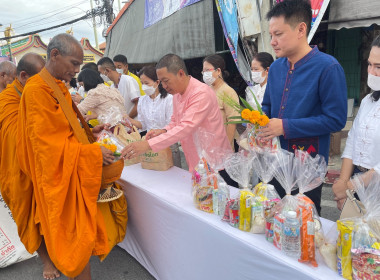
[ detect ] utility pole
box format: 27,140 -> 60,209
90,0 -> 99,49
4,25 -> 13,62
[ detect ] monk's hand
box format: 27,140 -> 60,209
121,140 -> 150,160
92,124 -> 111,138
146,129 -> 166,140
100,146 -> 115,165
258,118 -> 284,140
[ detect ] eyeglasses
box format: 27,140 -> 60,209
201,69 -> 215,75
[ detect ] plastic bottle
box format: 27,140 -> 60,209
282,210 -> 301,258
216,182 -> 229,217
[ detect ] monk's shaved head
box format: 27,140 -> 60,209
17,53 -> 45,76
0,61 -> 16,76
46,33 -> 82,60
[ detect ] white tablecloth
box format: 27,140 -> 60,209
117,164 -> 342,280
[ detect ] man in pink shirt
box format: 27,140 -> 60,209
122,54 -> 232,173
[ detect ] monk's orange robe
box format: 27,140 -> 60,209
0,78 -> 41,253
17,69 -> 126,278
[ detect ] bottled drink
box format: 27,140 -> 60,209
282,210 -> 301,258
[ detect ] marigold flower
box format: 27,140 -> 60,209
249,110 -> 261,124
241,108 -> 251,120
257,115 -> 270,127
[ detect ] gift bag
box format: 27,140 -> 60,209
348,172 -> 380,280
250,151 -> 280,234
224,151 -> 255,231
140,147 -> 173,171
192,129 -> 232,214
294,150 -> 327,267
0,194 -> 35,268
114,124 -> 141,166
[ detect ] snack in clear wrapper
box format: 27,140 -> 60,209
273,214 -> 284,250
97,106 -> 125,128
239,190 -> 254,231
266,217 -> 274,243
345,172 -> 380,280
319,224 -> 338,272
337,219 -> 354,279
228,199 -> 239,228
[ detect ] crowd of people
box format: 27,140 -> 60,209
0,0 -> 379,279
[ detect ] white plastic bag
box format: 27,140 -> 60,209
0,194 -> 35,267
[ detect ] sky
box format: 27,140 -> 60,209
0,0 -> 124,48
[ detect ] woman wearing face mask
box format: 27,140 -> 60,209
246,52 -> 274,110
333,35 -> 380,210
125,66 -> 181,168
202,54 -> 239,150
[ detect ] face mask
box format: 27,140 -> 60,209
203,71 -> 216,86
116,68 -> 124,74
368,73 -> 380,91
251,71 -> 266,84
142,84 -> 157,96
100,74 -> 110,82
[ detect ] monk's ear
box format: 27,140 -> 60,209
50,49 -> 60,61
20,71 -> 30,81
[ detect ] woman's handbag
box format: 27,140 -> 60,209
339,189 -> 365,220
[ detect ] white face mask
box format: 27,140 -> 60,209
203,71 -> 216,86
142,84 -> 157,96
251,71 -> 265,84
116,68 -> 124,74
100,74 -> 110,82
368,73 -> 380,91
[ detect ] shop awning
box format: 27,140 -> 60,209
328,0 -> 380,30
104,0 -> 215,64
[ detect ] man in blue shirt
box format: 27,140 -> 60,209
261,0 -> 347,214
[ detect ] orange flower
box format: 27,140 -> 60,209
241,109 -> 251,120
249,110 -> 261,124
257,115 -> 270,127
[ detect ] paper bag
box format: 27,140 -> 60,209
113,124 -> 141,166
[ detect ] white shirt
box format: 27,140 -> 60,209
112,74 -> 140,115
246,83 -> 267,110
137,94 -> 173,131
342,94 -> 380,174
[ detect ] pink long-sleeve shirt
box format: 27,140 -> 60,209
148,77 -> 232,172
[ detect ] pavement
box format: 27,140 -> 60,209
1,131 -> 350,280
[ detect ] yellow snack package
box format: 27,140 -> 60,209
337,219 -> 354,280
239,190 -> 254,232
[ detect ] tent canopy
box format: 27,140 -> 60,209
328,0 -> 380,30
104,0 -> 215,64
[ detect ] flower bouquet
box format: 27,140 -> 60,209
223,88 -> 279,152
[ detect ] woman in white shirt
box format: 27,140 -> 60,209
126,66 -> 181,168
246,52 -> 274,109
333,36 -> 380,209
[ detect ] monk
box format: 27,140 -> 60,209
0,60 -> 16,92
0,53 -> 61,280
17,33 -> 127,280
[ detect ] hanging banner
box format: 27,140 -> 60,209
144,0 -> 202,28
215,0 -> 251,84
275,0 -> 330,42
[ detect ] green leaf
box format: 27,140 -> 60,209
228,116 -> 243,120
225,120 -> 251,124
247,87 -> 263,114
240,96 -> 254,111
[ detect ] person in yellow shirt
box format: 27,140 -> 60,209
113,54 -> 145,96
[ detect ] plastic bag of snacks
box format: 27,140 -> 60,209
349,172 -> 380,280
192,129 -> 232,214
319,223 -> 339,272
238,123 -> 280,153
97,106 -> 125,128
294,150 -> 327,267
267,149 -> 299,250
96,130 -> 125,161
224,151 -> 255,231
250,151 -> 280,234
